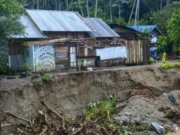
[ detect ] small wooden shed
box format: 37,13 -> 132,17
109,24 -> 150,64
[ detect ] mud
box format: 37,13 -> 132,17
0,66 -> 180,124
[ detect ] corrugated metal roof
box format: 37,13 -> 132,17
25,9 -> 91,32
128,25 -> 157,33
12,15 -> 47,39
85,18 -> 120,38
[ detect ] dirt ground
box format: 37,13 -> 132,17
0,61 -> 180,134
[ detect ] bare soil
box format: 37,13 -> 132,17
0,62 -> 180,134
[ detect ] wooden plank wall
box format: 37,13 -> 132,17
125,40 -> 149,64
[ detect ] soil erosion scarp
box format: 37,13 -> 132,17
0,66 -> 180,120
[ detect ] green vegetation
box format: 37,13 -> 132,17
156,36 -> 168,51
0,64 -> 15,75
22,63 -> 32,72
148,58 -> 155,65
151,2 -> 180,34
0,0 -> 24,45
168,9 -> 180,49
156,8 -> 180,53
120,131 -> 133,135
174,62 -> 180,68
41,73 -> 52,82
15,0 -> 180,25
0,0 -> 24,74
161,61 -> 180,69
85,95 -> 116,121
161,61 -> 174,69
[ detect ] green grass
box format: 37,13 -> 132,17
41,73 -> 52,82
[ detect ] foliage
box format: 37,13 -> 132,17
0,0 -> 24,46
85,95 -> 116,121
141,31 -> 151,39
0,64 -> 15,75
17,0 -> 180,26
0,50 -> 15,75
150,2 -> 180,34
148,58 -> 155,64
156,36 -> 168,51
174,62 -> 180,68
161,61 -> 174,69
120,131 -> 133,135
168,9 -> 180,48
106,17 -> 126,25
22,63 -> 32,72
41,73 -> 52,82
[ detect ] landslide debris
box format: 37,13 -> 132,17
1,90 -> 180,135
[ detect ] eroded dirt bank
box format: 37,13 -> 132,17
0,66 -> 180,120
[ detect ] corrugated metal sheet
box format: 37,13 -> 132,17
12,15 -> 47,39
84,18 -> 120,38
25,9 -> 91,32
128,25 -> 157,33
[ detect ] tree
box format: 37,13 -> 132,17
0,0 -> 24,73
0,0 -> 24,45
168,9 -> 180,49
86,0 -> 90,17
150,2 -> 180,34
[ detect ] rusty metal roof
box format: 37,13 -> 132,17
85,18 -> 120,38
11,15 -> 47,39
25,9 -> 91,32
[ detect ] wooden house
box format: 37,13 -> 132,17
9,9 -> 92,71
109,24 -> 150,64
9,9 -> 120,71
128,25 -> 163,44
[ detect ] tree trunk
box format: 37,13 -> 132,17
160,0 -> 163,10
55,0 -> 58,10
86,0 -> 90,17
36,0 -> 39,9
128,0 -> 136,25
43,0 -> 45,9
166,0 -> 169,6
118,0 -> 121,18
66,0 -> 69,10
109,0 -> 112,22
78,0 -> 84,16
58,0 -> 61,10
103,0 -> 106,19
136,0 -> 140,26
32,0 -> 35,9
94,0 -> 98,17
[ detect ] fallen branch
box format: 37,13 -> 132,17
101,126 -> 111,135
38,110 -> 51,129
0,108 -> 36,135
70,123 -> 86,135
39,125 -> 48,135
41,101 -> 70,123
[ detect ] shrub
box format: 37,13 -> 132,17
85,96 -> 116,121
0,64 -> 15,75
22,63 -> 32,72
148,58 -> 155,64
41,73 -> 52,82
161,61 -> 174,69
174,62 -> 180,68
